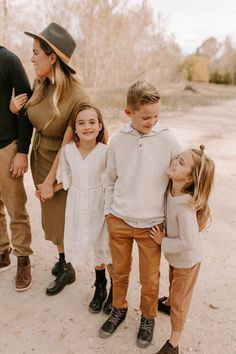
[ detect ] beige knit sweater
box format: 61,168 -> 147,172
105,122 -> 181,227
162,193 -> 203,268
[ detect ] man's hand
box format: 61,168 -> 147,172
10,153 -> 28,178
9,87 -> 28,115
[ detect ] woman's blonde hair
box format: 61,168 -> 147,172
26,38 -> 79,120
70,103 -> 108,144
182,145 -> 215,230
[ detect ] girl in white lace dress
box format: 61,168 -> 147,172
55,103 -> 113,315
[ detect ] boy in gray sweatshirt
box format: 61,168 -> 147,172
99,81 -> 181,348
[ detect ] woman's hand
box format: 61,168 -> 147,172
149,225 -> 166,245
9,88 -> 28,115
36,181 -> 54,202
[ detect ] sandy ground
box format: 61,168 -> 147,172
1,99 -> 236,354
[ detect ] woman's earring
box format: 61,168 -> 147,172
51,65 -> 55,84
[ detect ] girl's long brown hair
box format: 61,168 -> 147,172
70,103 -> 108,144
182,145 -> 215,230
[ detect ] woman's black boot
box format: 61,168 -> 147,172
89,269 -> 107,313
51,253 -> 66,276
103,279 -> 113,315
46,261 -> 76,296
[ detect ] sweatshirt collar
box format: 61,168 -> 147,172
122,121 -> 162,136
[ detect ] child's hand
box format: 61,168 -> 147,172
35,189 -> 41,200
37,182 -> 54,202
149,225 -> 166,245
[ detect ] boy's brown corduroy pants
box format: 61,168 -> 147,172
107,214 -> 161,318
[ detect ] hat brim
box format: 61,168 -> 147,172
24,31 -> 76,74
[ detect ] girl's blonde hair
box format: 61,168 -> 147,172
70,103 -> 108,144
182,145 -> 215,230
26,38 -> 79,120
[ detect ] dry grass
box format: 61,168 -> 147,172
161,82 -> 236,113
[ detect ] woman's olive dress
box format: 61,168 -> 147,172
28,83 -> 88,246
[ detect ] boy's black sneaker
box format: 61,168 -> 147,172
99,307 -> 127,338
137,315 -> 155,348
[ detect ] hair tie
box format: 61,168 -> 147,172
199,144 -> 205,156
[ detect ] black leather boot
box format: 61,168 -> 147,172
89,269 -> 107,313
51,253 -> 65,276
46,262 -> 76,296
51,261 -> 61,276
103,281 -> 113,315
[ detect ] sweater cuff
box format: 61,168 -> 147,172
17,141 -> 30,154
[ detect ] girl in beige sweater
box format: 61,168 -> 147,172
150,145 -> 215,354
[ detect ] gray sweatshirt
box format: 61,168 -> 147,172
105,122 -> 181,227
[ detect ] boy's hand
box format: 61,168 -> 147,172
149,225 -> 166,245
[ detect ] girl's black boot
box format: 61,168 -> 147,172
89,269 -> 107,313
103,279 -> 113,315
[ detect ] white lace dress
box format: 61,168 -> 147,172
56,142 -> 111,267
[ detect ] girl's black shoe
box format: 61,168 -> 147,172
158,296 -> 171,315
103,283 -> 113,315
156,340 -> 179,354
89,268 -> 107,313
89,281 -> 107,313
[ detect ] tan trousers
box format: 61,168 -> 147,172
169,262 -> 201,331
0,141 -> 32,256
107,214 -> 161,318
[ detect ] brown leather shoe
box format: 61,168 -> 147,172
0,247 -> 12,272
15,256 -> 32,292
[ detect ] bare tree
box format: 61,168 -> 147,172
1,0 -> 8,45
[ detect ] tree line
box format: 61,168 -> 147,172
1,0 -> 235,87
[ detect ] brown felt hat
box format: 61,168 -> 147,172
25,22 -> 76,74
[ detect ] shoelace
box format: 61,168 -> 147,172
109,309 -> 126,325
140,316 -> 154,334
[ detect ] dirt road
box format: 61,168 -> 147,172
1,99 -> 236,354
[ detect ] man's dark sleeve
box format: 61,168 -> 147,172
8,54 -> 33,154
